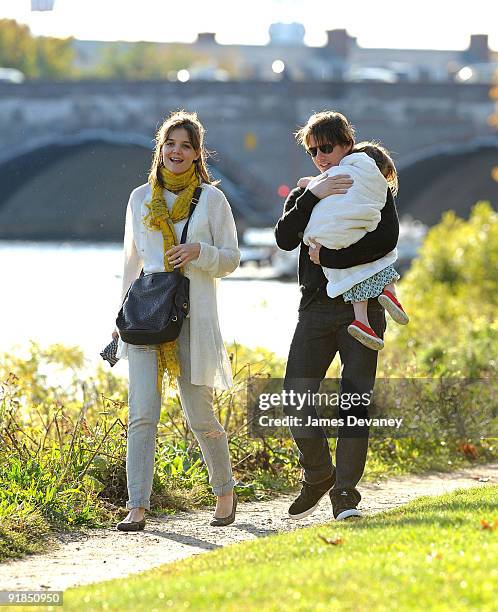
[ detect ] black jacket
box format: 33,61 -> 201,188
274,187 -> 399,308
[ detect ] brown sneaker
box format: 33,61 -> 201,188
288,472 -> 336,520
330,488 -> 362,521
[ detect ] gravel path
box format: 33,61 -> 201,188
1,463 -> 496,592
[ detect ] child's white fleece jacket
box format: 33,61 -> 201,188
303,152 -> 397,298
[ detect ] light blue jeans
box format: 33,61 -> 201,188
125,319 -> 235,510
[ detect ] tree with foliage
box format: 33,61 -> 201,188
92,42 -> 204,80
35,35 -> 75,79
0,18 -> 74,79
0,19 -> 37,76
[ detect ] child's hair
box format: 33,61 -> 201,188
295,110 -> 355,151
352,141 -> 398,196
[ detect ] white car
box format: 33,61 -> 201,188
347,67 -> 398,83
0,68 -> 25,84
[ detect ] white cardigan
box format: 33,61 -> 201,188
116,182 -> 240,390
302,153 -> 397,297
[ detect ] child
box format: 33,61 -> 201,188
301,142 -> 409,350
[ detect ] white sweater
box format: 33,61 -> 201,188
302,152 -> 397,298
116,182 -> 240,390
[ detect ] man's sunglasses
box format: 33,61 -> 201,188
306,144 -> 335,157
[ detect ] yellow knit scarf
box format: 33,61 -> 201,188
142,164 -> 200,392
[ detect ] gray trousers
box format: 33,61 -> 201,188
126,319 -> 235,510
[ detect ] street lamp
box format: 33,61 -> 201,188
177,70 -> 190,83
272,60 -> 285,74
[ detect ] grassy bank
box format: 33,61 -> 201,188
63,485 -> 498,611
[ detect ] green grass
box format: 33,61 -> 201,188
59,485 -> 498,612
1,338 -> 496,564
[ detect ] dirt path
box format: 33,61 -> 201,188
1,463 -> 496,592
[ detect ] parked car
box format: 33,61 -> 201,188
271,248 -> 299,279
347,66 -> 398,83
0,68 -> 25,84
240,228 -> 276,267
396,217 -> 427,272
188,64 -> 229,81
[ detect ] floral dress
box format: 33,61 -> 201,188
342,265 -> 400,303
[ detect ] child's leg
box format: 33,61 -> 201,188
384,281 -> 396,296
348,299 -> 384,351
352,300 -> 370,327
378,282 -> 409,325
343,277 -> 385,351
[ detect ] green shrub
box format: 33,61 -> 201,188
381,201 -> 497,377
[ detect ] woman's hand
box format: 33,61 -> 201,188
309,173 -> 353,199
297,176 -> 314,188
308,240 -> 322,265
166,242 -> 201,268
112,329 -> 119,341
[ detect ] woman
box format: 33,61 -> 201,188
113,110 -> 240,530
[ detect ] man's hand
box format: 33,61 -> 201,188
309,174 -> 353,199
297,176 -> 314,188
166,242 -> 201,268
308,239 -> 322,265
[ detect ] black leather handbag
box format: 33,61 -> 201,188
116,186 -> 202,345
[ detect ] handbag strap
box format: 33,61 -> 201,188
179,185 -> 203,245
138,185 -> 203,279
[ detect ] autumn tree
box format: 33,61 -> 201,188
34,35 -> 75,78
0,19 -> 74,79
92,42 -> 206,79
0,19 -> 37,76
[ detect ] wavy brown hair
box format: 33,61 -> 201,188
149,110 -> 216,187
353,141 -> 398,196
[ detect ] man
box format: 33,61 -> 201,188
274,111 -> 399,520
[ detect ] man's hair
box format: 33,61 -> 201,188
295,111 -> 355,150
353,141 -> 398,195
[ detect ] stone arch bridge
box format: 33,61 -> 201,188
0,80 -> 496,240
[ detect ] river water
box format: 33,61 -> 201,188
0,242 -> 300,376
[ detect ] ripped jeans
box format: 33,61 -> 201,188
125,318 -> 235,510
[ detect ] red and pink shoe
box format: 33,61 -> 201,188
377,289 -> 409,325
347,320 -> 384,351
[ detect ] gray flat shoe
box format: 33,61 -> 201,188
116,518 -> 146,532
210,492 -> 237,527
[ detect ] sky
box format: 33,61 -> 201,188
1,0 -> 497,50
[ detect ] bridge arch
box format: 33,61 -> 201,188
0,130 -> 274,241
397,136 -> 498,224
